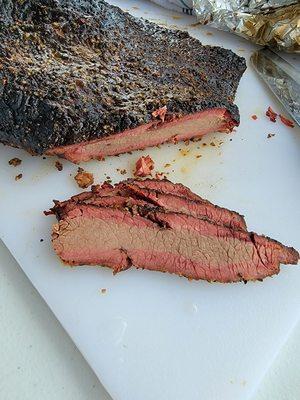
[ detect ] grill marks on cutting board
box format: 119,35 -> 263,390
48,179 -> 299,283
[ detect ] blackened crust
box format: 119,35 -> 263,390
0,0 -> 246,155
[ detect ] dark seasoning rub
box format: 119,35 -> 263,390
0,0 -> 246,155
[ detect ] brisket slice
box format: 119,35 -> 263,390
49,179 -> 246,230
119,181 -> 246,230
124,178 -> 207,202
0,0 -> 246,162
51,204 -> 299,283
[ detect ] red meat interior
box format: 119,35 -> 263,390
52,205 -> 298,282
47,108 -> 235,163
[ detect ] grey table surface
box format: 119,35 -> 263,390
0,239 -> 299,400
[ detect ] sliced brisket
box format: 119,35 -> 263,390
0,0 -> 246,162
48,179 -> 299,283
51,203 -> 298,283
119,180 -> 246,230
125,178 -> 207,202
49,179 -> 246,230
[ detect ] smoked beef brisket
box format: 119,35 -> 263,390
0,0 -> 246,162
48,179 -> 299,283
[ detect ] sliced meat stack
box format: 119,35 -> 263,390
48,179 -> 299,283
0,0 -> 246,162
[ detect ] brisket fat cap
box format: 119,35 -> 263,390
48,179 -> 299,283
0,0 -> 246,156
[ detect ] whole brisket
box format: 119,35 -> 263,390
48,179 -> 299,283
0,0 -> 246,162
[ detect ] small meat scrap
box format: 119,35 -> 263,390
8,157 -> 22,167
74,168 -> 94,188
266,106 -> 277,122
279,115 -> 295,128
155,172 -> 167,180
152,106 -> 167,123
55,161 -> 63,171
134,155 -> 154,177
267,133 -> 275,139
251,115 -> 257,120
15,173 -> 23,181
117,168 -> 127,175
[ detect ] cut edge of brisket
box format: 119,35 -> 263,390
46,108 -> 237,163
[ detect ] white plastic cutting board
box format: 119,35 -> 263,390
0,1 -> 299,400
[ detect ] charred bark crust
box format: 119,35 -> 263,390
0,0 -> 246,154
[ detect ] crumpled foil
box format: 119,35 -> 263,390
193,0 -> 300,52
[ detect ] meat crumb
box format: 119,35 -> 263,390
210,142 -> 216,147
100,288 -> 107,294
55,160 -> 63,171
152,106 -> 167,123
15,173 -> 23,181
134,155 -> 154,177
117,168 -> 127,175
196,155 -> 202,158
206,32 -> 213,36
266,106 -> 277,122
279,114 -> 295,128
9,157 -> 22,167
267,133 -> 275,139
202,143 -> 207,147
74,169 -> 94,188
164,163 -> 171,168
251,115 -> 257,120
184,140 -> 190,146
155,172 -> 166,180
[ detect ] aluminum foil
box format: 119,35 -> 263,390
193,0 -> 300,52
